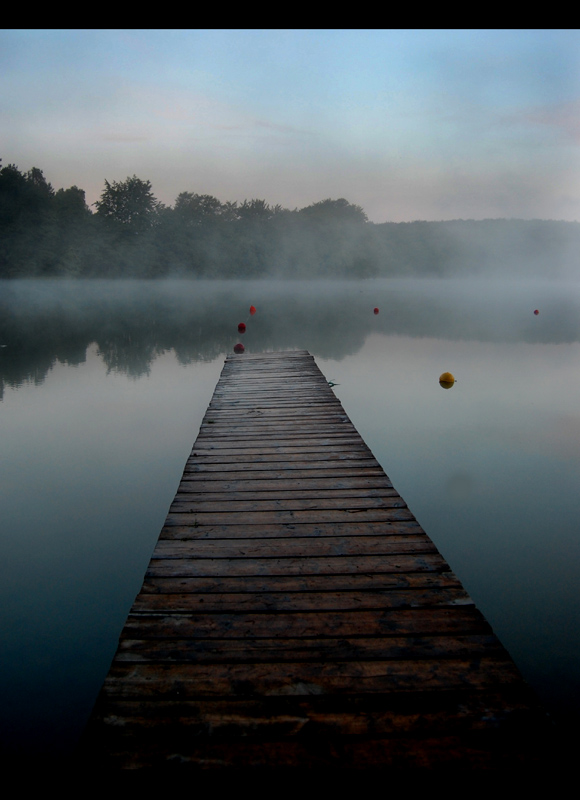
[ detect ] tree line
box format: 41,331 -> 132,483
1,159 -> 579,279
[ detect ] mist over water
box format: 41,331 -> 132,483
2,277 -> 579,390
1,277 -> 579,762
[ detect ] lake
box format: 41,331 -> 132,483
1,277 -> 579,763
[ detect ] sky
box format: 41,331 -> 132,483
1,29 -> 580,223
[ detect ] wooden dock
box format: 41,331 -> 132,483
80,350 -> 554,769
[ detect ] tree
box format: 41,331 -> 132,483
94,175 -> 159,232
299,198 -> 368,225
291,199 -> 369,277
0,163 -> 27,225
54,186 -> 91,222
174,192 -> 224,225
26,167 -> 54,200
0,164 -> 54,223
237,198 -> 276,222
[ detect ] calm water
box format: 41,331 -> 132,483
1,277 -> 579,761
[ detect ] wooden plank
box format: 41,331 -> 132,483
156,510 -> 416,527
80,350 -> 554,770
130,587 -> 474,612
172,476 -> 395,492
144,554 -> 451,578
113,634 -> 504,663
172,489 -> 398,503
159,520 -> 425,539
96,659 -> 525,698
82,690 -> 545,741
168,497 -> 407,514
140,571 -> 464,594
188,439 -> 370,451
150,537 -> 439,559
183,461 -> 383,475
183,453 -> 382,468
189,441 -> 373,453
117,607 -> 491,639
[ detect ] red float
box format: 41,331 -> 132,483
249,305 -> 256,316
233,343 -> 245,353
534,309 -> 539,315
373,307 -> 379,315
238,322 -> 246,333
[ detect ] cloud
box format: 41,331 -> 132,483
519,99 -> 580,144
3,30 -> 579,223
99,134 -> 149,143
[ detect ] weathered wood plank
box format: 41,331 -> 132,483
130,586 -> 474,613
159,520 -> 424,539
172,490 -> 399,504
173,476 -> 395,493
168,497 -> 407,515
150,536 -> 438,559
140,570 -> 463,595
97,658 -> 524,698
160,509 -> 415,526
83,689 -> 547,746
118,607 -> 491,640
114,633 -> 504,663
184,452 -> 382,468
144,554 -> 450,578
191,434 -> 367,446
189,442 -> 372,454
180,466 -> 388,480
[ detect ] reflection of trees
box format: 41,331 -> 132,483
1,279 -> 579,397
96,338 -> 160,379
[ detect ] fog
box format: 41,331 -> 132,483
2,277 -> 579,400
2,163 -> 580,282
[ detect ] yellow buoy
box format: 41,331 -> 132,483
439,371 -> 456,389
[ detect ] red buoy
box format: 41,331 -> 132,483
238,322 -> 246,333
233,343 -> 245,354
249,305 -> 256,316
534,309 -> 539,316
373,307 -> 379,315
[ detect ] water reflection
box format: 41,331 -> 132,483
1,278 -> 579,397
444,471 -> 474,501
1,277 -> 579,763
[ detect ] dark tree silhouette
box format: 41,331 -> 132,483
54,186 -> 91,221
174,192 -> 224,226
299,198 -> 368,225
94,175 -> 160,232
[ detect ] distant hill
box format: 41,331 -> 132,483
373,219 -> 580,279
